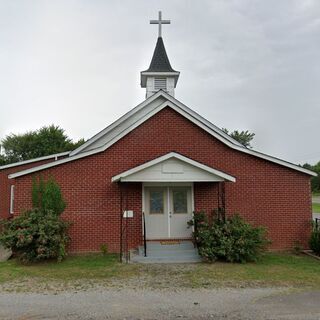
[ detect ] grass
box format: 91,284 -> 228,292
184,253 -> 320,288
312,203 -> 320,213
1,253 -> 320,291
0,254 -> 132,283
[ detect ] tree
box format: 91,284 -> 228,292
0,125 -> 84,165
0,154 -> 6,166
32,176 -> 66,215
303,162 -> 320,193
222,128 -> 255,148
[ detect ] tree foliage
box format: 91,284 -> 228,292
309,221 -> 320,255
0,154 -> 6,166
0,125 -> 84,165
32,176 -> 66,215
222,128 -> 255,148
302,162 -> 320,192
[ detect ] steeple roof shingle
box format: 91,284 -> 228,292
144,37 -> 177,73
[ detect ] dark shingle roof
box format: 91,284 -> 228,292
144,37 -> 177,73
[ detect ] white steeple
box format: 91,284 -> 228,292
140,11 -> 180,98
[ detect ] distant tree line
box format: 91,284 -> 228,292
302,162 -> 320,193
0,125 -> 85,166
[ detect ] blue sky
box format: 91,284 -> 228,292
0,0 -> 319,164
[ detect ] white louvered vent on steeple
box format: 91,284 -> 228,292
154,78 -> 167,91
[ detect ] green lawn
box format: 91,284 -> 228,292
313,203 -> 320,213
1,253 -> 320,290
0,254 -> 126,283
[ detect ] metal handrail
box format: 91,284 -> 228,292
142,211 -> 147,257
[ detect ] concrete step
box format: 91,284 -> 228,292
138,245 -> 196,255
140,249 -> 199,257
132,240 -> 201,263
131,254 -> 202,264
0,245 -> 12,262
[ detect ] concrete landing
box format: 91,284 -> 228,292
131,241 -> 201,263
0,245 -> 12,262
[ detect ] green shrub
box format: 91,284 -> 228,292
309,221 -> 320,255
32,176 -> 66,215
100,244 -> 108,256
189,212 -> 269,263
0,209 -> 70,263
0,176 -> 69,263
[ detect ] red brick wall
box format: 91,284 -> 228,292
11,107 -> 312,252
0,158 -> 64,220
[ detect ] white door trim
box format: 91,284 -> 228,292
167,186 -> 170,238
142,182 -> 194,239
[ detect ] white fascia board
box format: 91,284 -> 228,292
140,72 -> 180,87
8,92 -> 317,178
141,72 -> 180,76
157,94 -> 317,177
121,179 -> 224,182
69,91 -> 166,157
71,90 -> 240,156
8,150 -> 96,179
161,92 -> 244,147
107,97 -> 316,177
0,151 -> 70,171
111,152 -> 236,183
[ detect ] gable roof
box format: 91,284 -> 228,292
69,90 -> 244,157
9,91 -> 317,179
143,37 -> 177,73
111,152 -> 236,183
0,151 -> 70,171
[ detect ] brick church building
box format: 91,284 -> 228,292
0,13 -> 316,256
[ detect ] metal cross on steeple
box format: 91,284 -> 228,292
150,11 -> 170,38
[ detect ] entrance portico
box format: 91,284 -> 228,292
112,152 -> 236,242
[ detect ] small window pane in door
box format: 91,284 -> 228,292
150,190 -> 164,214
173,188 -> 188,214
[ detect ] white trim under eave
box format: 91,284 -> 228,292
0,151 -> 70,170
70,90 -> 243,157
111,152 -> 236,183
8,149 -> 96,179
69,91 -> 167,156
8,92 -> 317,178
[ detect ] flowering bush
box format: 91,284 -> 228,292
0,177 -> 70,263
0,209 -> 69,263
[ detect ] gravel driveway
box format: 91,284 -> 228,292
0,288 -> 320,319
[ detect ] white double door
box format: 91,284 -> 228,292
144,184 -> 193,239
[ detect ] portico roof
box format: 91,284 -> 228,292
111,152 -> 236,183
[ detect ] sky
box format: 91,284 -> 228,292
0,0 -> 319,164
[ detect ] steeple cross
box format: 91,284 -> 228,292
150,11 -> 170,38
